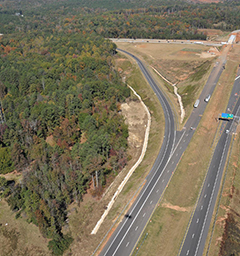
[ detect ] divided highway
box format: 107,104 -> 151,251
98,46 -> 228,256
178,70 -> 240,256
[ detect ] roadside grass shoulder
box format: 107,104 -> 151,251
132,208 -> 192,256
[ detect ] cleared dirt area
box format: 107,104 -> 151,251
121,100 -> 148,158
116,41 -> 217,85
161,201 -> 192,213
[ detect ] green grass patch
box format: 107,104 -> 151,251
106,203 -> 121,220
159,76 -> 174,94
180,84 -> 198,108
191,60 -> 212,82
182,48 -> 202,52
122,183 -> 133,195
132,207 -> 191,256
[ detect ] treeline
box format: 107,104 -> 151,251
0,30 -> 130,254
83,2 -> 240,39
0,0 -> 186,14
1,0 -> 240,39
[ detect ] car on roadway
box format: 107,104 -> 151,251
194,99 -> 200,108
204,94 -> 211,103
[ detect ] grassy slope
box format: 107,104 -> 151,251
0,200 -> 50,256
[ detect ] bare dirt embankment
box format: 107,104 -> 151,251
122,100 -> 148,162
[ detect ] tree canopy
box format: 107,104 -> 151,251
0,21 -> 130,256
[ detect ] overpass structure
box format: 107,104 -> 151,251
228,29 -> 240,44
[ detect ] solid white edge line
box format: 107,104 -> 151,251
235,75 -> 240,80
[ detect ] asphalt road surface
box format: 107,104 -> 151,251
178,70 -> 240,256
98,46 -> 228,256
110,38 -> 222,47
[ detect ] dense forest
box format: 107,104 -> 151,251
0,26 -> 130,256
0,0 -> 240,254
0,0 -> 240,38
